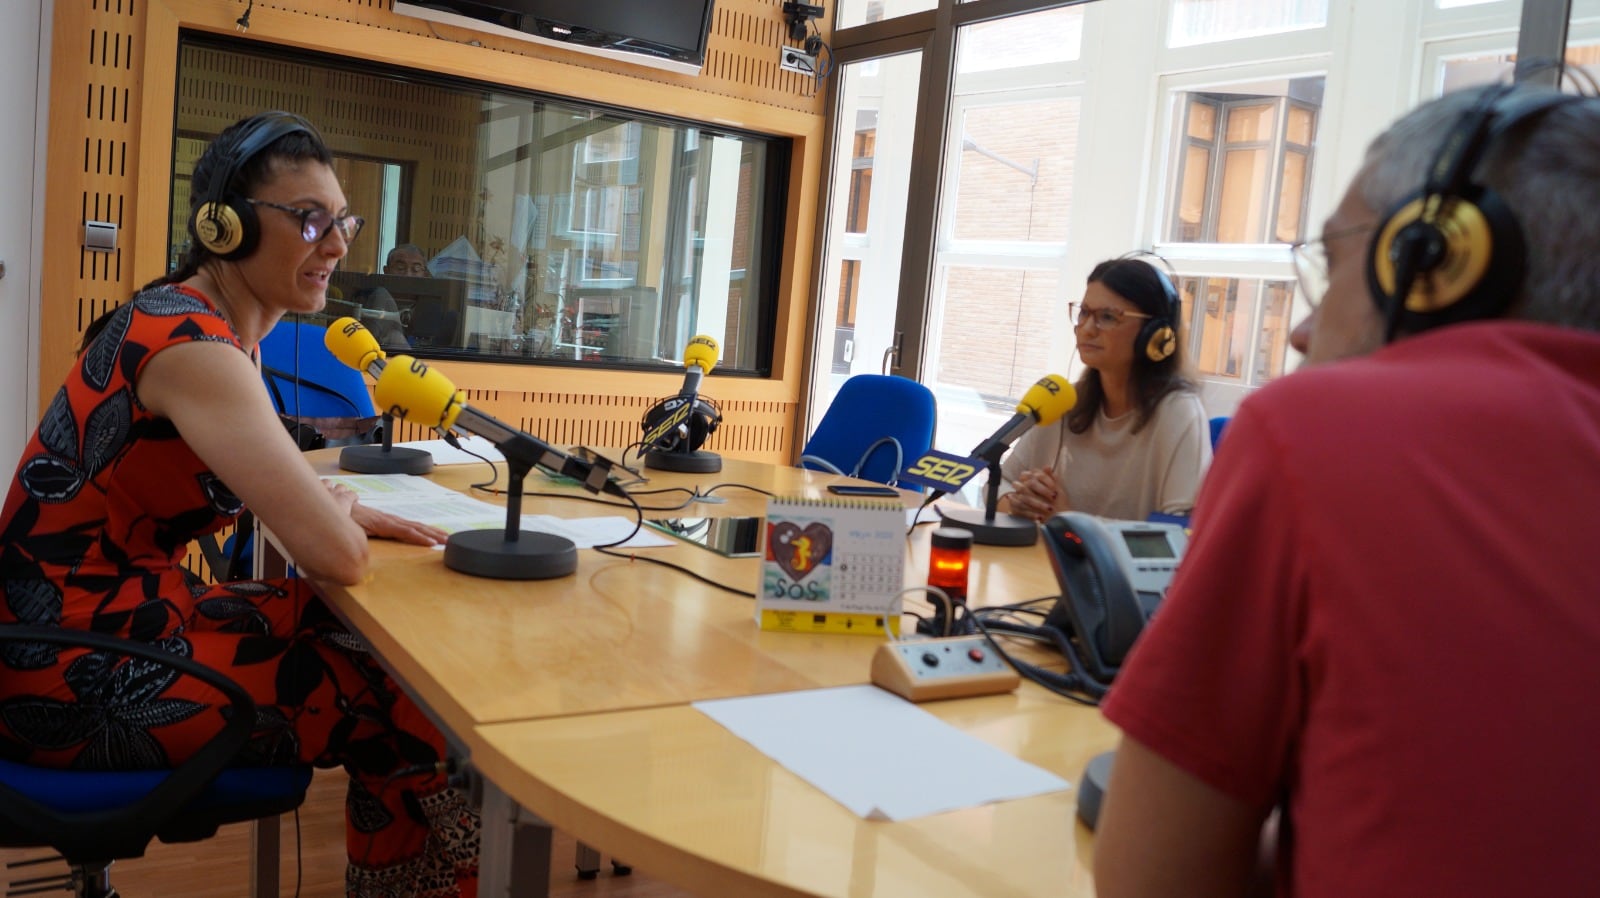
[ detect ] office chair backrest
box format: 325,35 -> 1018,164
1209,415 -> 1230,450
800,374 -> 937,486
0,626 -> 312,898
259,319 -> 377,420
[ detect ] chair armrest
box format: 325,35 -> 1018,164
0,626 -> 259,860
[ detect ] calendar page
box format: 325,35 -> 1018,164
756,496 -> 906,636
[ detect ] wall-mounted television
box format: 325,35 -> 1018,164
394,0 -> 717,76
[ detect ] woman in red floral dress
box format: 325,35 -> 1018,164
0,111 -> 478,898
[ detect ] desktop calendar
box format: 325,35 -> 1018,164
756,496 -> 906,635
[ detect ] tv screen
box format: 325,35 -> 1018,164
395,0 -> 717,73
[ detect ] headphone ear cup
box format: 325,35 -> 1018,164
687,397 -> 722,450
1138,319 -> 1177,363
191,195 -> 260,261
1366,187 -> 1523,331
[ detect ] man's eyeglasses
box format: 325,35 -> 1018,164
1290,224 -> 1372,309
1070,303 -> 1153,330
245,198 -> 365,244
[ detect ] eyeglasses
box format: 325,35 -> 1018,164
1290,223 -> 1373,309
1069,303 -> 1153,330
245,198 -> 365,245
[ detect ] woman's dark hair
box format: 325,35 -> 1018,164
1065,256 -> 1196,434
79,112 -> 333,355
161,112 -> 334,289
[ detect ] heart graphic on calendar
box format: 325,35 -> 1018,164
769,522 -> 833,581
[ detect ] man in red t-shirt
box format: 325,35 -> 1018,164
1095,84 -> 1600,898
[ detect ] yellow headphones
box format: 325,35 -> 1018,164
1113,253 -> 1181,363
1366,85 -> 1579,339
188,112 -> 318,261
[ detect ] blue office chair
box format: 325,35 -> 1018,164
1209,415 -> 1230,450
0,626 -> 312,898
259,318 -> 377,425
800,375 -> 937,487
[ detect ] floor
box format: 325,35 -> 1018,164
0,768 -> 695,898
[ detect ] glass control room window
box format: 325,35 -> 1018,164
169,36 -> 786,376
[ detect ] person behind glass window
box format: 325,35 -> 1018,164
0,111 -> 479,897
1094,83 -> 1600,898
997,257 -> 1212,522
384,242 -> 431,278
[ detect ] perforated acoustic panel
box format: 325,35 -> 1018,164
70,2 -> 138,349
382,390 -> 794,462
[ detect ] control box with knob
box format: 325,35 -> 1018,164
870,636 -> 1020,702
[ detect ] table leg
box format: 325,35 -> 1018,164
249,816 -> 282,898
480,781 -> 554,898
574,842 -> 601,879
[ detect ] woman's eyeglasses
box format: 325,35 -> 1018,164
1070,303 -> 1153,330
245,198 -> 365,244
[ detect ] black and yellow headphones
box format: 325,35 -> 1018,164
188,111 -> 320,261
1113,252 -> 1182,364
1367,85 -> 1579,340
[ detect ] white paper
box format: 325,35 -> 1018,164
396,436 -> 505,466
693,685 -> 1069,821
321,474 -> 671,549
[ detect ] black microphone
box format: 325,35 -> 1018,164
932,374 -> 1078,547
374,354 -> 626,498
641,335 -> 724,473
641,334 -> 720,452
319,317 -> 434,476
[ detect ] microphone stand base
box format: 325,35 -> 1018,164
444,529 -> 578,579
644,449 -> 723,474
936,506 -> 1039,546
339,445 -> 434,475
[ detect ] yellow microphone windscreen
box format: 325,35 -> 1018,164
1016,374 -> 1077,425
324,317 -> 385,372
374,356 -> 464,431
683,334 -> 720,374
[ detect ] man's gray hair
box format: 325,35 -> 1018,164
1356,83 -> 1600,330
387,243 -> 425,262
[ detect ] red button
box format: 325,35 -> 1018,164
968,648 -> 985,662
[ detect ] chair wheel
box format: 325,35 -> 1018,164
576,870 -> 599,881
612,862 -> 632,876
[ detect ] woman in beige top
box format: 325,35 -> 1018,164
999,257 -> 1212,522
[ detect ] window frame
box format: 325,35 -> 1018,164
171,31 -> 789,378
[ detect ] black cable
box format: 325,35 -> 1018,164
698,481 -> 776,499
976,617 -> 1106,704
236,0 -> 253,31
591,543 -> 758,597
261,364 -> 369,417
807,21 -> 834,81
906,494 -> 938,536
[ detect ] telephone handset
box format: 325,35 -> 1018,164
1040,512 -> 1186,685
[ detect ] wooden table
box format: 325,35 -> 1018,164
285,449 -> 1113,897
472,684 -> 1114,898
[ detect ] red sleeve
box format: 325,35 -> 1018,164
1100,396 -> 1311,811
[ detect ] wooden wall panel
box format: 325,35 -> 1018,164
42,0 -> 830,466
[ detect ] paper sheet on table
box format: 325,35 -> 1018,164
396,436 -> 505,466
693,684 -> 1069,821
321,474 -> 671,549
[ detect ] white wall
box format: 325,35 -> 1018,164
0,0 -> 46,471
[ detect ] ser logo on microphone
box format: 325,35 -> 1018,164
641,398 -> 693,448
899,449 -> 984,492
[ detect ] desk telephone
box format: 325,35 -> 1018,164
1039,512 -> 1187,688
